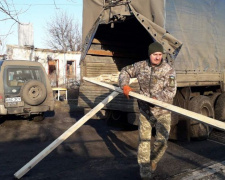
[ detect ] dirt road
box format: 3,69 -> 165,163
1,106 -> 225,180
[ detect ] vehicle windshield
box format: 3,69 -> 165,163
4,66 -> 45,95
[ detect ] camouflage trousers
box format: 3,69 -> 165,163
137,111 -> 171,178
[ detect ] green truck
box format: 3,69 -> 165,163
78,0 -> 225,140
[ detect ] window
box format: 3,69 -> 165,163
7,68 -> 43,87
4,66 -> 45,95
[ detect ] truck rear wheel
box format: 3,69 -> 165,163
215,93 -> 225,122
105,110 -> 126,126
127,112 -> 139,125
188,95 -> 214,140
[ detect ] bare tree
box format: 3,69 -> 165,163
0,0 -> 26,37
0,0 -> 25,54
0,0 -> 23,23
45,12 -> 82,51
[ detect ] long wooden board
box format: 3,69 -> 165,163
83,77 -> 225,131
14,91 -> 119,179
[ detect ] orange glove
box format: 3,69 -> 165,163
123,85 -> 133,99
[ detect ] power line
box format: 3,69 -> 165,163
12,4 -> 80,6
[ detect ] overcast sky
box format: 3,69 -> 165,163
0,0 -> 83,52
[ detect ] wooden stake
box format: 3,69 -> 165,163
83,77 -> 225,131
14,91 -> 119,179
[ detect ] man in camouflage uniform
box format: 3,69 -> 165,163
119,42 -> 177,179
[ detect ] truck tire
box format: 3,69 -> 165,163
105,110 -> 125,126
215,93 -> 225,122
21,80 -> 47,106
188,95 -> 214,140
127,112 -> 139,125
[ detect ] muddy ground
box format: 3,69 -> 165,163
1,88 -> 225,180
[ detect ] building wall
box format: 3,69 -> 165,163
6,45 -> 81,87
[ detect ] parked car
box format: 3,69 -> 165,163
0,60 -> 54,121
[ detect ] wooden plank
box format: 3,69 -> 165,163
85,55 -> 137,64
87,49 -> 140,58
92,38 -> 136,48
86,72 -> 119,76
86,62 -> 115,66
14,91 -> 119,179
83,77 -> 225,131
86,67 -> 119,70
92,38 -> 101,44
86,71 -> 119,75
87,49 -> 117,56
86,64 -> 121,69
90,43 -> 140,53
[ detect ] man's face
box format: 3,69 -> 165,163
149,52 -> 163,66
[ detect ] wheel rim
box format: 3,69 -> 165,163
28,86 -> 42,99
201,106 -> 210,117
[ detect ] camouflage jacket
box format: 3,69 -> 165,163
119,59 -> 177,117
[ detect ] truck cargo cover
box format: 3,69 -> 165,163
82,0 -> 225,74
166,0 -> 225,72
82,0 -> 182,61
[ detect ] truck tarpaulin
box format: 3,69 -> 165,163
166,0 -> 225,72
81,0 -> 183,61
